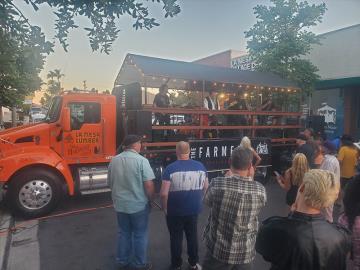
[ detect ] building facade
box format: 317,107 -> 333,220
308,24 -> 360,139
193,24 -> 360,140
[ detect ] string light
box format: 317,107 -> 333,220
268,87 -> 271,90
254,86 -> 257,89
193,81 -> 197,84
244,93 -> 248,97
287,89 -> 291,92
222,83 -> 225,87
213,82 -> 217,86
238,85 -> 242,88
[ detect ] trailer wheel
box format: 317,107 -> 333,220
7,168 -> 63,218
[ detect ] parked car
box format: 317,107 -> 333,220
31,113 -> 46,123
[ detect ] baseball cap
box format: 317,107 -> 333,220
122,135 -> 142,147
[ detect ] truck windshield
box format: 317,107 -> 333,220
45,96 -> 62,123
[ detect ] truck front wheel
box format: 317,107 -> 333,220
7,168 -> 63,218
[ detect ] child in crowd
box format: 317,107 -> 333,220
338,175 -> 360,270
276,153 -> 309,207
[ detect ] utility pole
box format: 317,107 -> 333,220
83,80 -> 87,90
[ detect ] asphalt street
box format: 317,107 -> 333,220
3,180 -> 288,270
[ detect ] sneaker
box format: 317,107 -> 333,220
189,263 -> 202,270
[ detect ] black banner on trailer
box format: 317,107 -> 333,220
189,137 -> 271,171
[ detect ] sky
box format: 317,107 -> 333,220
15,0 -> 360,95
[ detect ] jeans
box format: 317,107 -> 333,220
116,206 -> 149,268
166,214 -> 199,268
202,250 -> 253,270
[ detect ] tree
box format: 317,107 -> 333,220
4,0 -> 180,54
1,0 -> 180,119
245,0 -> 326,95
0,1 -> 53,109
40,69 -> 64,107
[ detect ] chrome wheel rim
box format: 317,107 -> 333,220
19,180 -> 53,210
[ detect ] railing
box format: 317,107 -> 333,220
136,107 -> 302,147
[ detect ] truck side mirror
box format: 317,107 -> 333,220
62,107 -> 71,132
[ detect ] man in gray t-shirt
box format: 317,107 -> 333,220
108,135 -> 155,270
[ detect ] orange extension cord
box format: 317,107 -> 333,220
0,201 -> 162,237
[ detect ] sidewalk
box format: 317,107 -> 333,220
0,207 -> 13,270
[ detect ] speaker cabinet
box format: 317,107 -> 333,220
127,111 -> 152,140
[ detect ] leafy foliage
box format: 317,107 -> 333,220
0,1 -> 53,108
40,69 -> 64,107
26,0 -> 181,54
0,0 -> 180,109
245,0 -> 326,94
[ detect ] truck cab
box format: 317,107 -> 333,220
0,92 -> 116,217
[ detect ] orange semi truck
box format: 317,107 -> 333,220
0,54 -> 302,217
0,93 -> 117,217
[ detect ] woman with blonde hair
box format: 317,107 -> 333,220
240,136 -> 262,168
276,153 -> 309,206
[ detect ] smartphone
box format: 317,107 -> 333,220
273,171 -> 281,177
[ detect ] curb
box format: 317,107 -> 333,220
0,208 -> 13,270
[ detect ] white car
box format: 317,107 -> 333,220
31,113 -> 46,123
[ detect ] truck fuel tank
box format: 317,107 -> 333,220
78,166 -> 110,195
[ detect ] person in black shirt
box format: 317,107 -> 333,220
256,169 -> 350,270
153,84 -> 170,125
223,97 -> 248,137
296,133 -> 316,169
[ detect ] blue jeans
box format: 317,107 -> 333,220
116,205 -> 149,268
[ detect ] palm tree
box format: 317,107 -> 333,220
46,70 -> 56,81
53,69 -> 64,84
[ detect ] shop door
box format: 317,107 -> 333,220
63,102 -> 103,161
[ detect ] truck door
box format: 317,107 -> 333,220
63,102 -> 103,162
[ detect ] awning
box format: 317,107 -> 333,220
114,54 -> 299,92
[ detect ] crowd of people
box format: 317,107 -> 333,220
108,131 -> 360,270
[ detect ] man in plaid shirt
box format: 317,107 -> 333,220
202,146 -> 267,270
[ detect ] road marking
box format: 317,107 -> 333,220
7,220 -> 40,270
